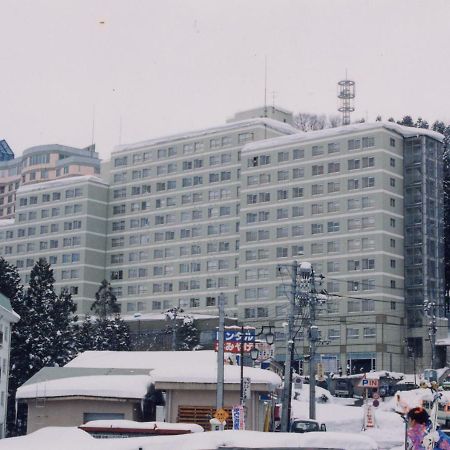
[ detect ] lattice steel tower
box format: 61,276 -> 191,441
338,78 -> 355,125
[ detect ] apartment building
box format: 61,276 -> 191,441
0,110 -> 446,371
106,116 -> 297,316
0,144 -> 100,219
240,122 -> 446,372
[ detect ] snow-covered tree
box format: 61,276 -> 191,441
7,258 -> 77,435
50,288 -> 78,366
77,314 -> 97,351
0,258 -> 25,436
86,315 -> 131,351
397,115 -> 414,127
176,315 -> 200,351
0,257 -> 23,305
91,279 -> 120,319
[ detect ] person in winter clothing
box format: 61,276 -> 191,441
406,407 -> 450,449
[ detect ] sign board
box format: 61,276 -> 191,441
363,404 -> 376,428
232,405 -> 245,430
317,363 -> 325,381
216,326 -> 256,343
214,341 -> 255,354
372,392 -> 380,400
242,377 -> 251,400
358,378 -> 379,388
214,408 -> 229,422
254,341 -> 275,362
215,326 -> 256,354
372,399 -> 380,408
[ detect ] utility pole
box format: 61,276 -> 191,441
216,293 -> 225,411
308,270 -> 319,420
240,325 -> 245,404
280,261 -> 298,432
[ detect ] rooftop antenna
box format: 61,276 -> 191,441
338,70 -> 355,125
264,56 -> 268,118
91,105 -> 96,145
119,116 -> 123,145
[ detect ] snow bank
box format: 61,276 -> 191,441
16,374 -> 153,400
0,428 -> 378,450
291,383 -> 404,448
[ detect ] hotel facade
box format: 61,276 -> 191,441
0,108 -> 446,371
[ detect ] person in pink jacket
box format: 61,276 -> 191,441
407,407 -> 450,449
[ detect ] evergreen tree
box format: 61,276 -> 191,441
0,257 -> 23,306
397,115 -> 414,127
415,117 -> 429,129
80,280 -> 131,351
375,115 -> 382,122
91,280 -> 120,319
176,315 -> 200,351
0,258 -> 25,436
108,315 -> 131,350
85,315 -> 131,351
50,288 -> 78,366
77,314 -> 96,351
7,258 -> 77,435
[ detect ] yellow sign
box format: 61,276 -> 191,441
214,408 -> 229,422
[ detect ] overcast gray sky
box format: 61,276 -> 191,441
1,0 -> 449,160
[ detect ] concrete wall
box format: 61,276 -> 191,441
25,397 -> 140,434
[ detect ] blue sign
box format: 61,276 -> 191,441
216,327 -> 256,343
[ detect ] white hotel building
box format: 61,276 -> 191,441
0,107 -> 446,371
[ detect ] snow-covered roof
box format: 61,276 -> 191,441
122,312 -> 225,322
0,219 -> 15,227
331,370 -> 405,380
16,175 -> 108,195
437,338 -> 450,346
16,374 -> 152,400
81,420 -> 203,433
242,121 -> 445,153
66,350 -> 281,387
112,118 -> 300,154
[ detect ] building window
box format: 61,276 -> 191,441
347,328 -> 359,339
363,327 -> 376,338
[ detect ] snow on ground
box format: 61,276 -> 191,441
292,384 -> 404,449
0,428 -> 378,450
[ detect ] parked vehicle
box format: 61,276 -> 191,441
290,419 -> 327,433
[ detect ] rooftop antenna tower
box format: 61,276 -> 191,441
264,56 -> 268,118
338,72 -> 355,125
